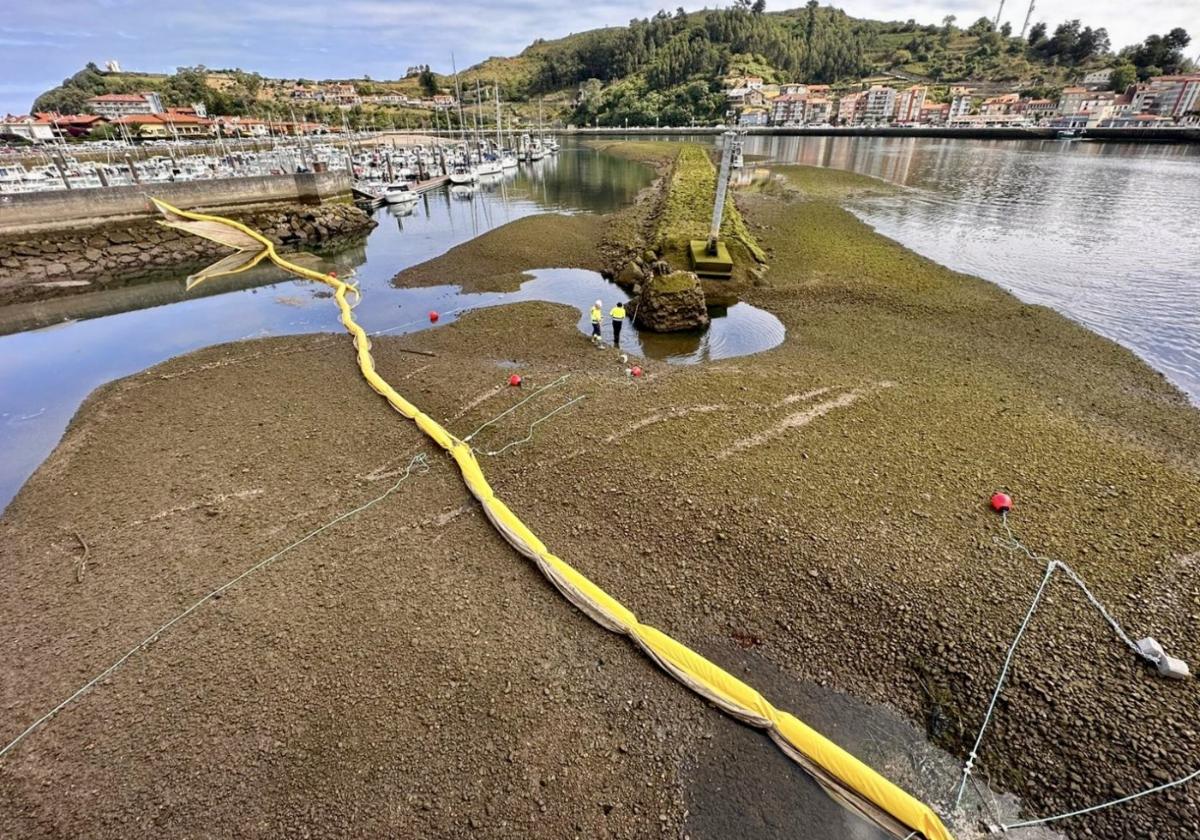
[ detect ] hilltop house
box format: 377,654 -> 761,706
87,92 -> 164,119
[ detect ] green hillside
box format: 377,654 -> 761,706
30,5 -> 1193,129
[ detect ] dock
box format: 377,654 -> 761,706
411,175 -> 449,194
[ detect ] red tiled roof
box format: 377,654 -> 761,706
112,113 -> 211,126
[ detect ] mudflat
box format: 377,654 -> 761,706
2,153 -> 1197,839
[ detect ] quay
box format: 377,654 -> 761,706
0,171 -> 352,235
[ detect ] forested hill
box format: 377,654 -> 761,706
457,5 -> 1189,125
31,4 -> 1193,128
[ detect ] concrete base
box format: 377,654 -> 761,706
688,239 -> 733,279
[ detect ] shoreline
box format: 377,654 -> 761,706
1,151 -> 1197,838
562,126 -> 1200,145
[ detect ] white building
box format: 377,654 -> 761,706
87,92 -> 164,118
0,115 -> 56,143
949,87 -> 973,119
861,86 -> 897,124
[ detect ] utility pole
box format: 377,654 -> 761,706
993,0 -> 1005,29
708,132 -> 736,254
1020,0 -> 1035,39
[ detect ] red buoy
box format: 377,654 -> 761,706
508,374 -> 522,387
991,492 -> 1012,513
631,365 -> 643,378
429,311 -> 440,323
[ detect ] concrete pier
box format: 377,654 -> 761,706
0,171 -> 353,235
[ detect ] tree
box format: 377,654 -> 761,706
418,66 -> 438,97
967,17 -> 994,36
751,0 -> 766,13
1125,29 -> 1191,75
940,15 -> 956,46
1027,22 -> 1047,45
1109,63 -> 1136,91
1072,27 -> 1109,63
999,22 -> 1012,38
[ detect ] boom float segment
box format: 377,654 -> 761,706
152,198 -> 955,840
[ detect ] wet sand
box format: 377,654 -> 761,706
1,155 -> 1198,838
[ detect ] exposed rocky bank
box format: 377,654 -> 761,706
0,202 -> 376,306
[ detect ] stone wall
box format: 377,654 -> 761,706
0,171 -> 352,234
0,202 -> 376,306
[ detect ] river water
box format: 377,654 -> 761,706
741,134 -> 1200,402
0,145 -> 787,511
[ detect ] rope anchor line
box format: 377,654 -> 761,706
954,511 -> 1197,831
0,453 -> 431,761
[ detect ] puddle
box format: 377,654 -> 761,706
384,268 -> 785,364
0,264 -> 783,512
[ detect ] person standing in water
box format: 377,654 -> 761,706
590,299 -> 603,344
610,300 -> 627,348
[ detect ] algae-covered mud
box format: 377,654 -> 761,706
2,145 -> 1198,839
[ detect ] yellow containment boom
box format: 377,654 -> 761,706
153,198 -> 955,840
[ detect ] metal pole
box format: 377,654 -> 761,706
708,131 -> 736,252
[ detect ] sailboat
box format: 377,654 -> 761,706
495,81 -> 519,169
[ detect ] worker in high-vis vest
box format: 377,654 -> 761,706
610,301 -> 627,348
590,300 -> 603,342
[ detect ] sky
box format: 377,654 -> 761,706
1,0 -> 1196,114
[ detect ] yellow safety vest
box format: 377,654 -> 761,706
611,305 -> 626,320
590,306 -> 602,324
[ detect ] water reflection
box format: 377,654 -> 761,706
742,134 -> 1200,401
0,143 -> 784,510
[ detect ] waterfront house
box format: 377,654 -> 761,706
918,103 -> 950,125
1132,75 -> 1200,120
738,107 -> 769,127
806,98 -> 832,124
1014,99 -> 1057,120
979,93 -> 1020,115
894,85 -> 927,123
34,112 -> 108,139
770,94 -> 807,126
948,87 -> 974,119
113,111 -> 213,139
835,93 -> 862,125
0,114 -> 56,143
87,92 -> 164,119
861,86 -> 897,124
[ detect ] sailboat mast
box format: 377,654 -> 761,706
495,80 -> 502,150
451,52 -> 467,147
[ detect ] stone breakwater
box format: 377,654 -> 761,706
0,203 -> 376,306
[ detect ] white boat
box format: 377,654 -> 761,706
500,153 -> 519,170
448,163 -> 477,184
383,182 -> 419,204
476,158 -> 503,177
